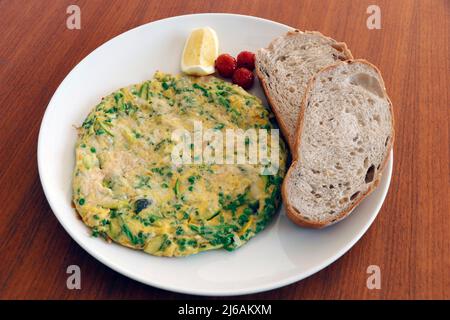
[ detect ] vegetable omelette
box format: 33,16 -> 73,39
72,72 -> 287,256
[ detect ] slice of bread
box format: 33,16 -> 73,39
255,30 -> 353,150
283,60 -> 394,228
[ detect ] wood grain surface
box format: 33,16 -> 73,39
0,0 -> 448,300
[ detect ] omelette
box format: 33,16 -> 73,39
72,72 -> 287,256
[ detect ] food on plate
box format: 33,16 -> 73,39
236,51 -> 256,70
72,72 -> 287,256
181,27 -> 219,76
215,51 -> 256,89
255,30 -> 353,150
282,60 -> 394,228
214,53 -> 237,78
232,67 -> 254,89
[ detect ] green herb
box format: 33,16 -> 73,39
137,231 -> 148,245
105,106 -> 118,114
231,108 -> 241,116
215,90 -> 229,97
176,226 -> 184,235
82,118 -> 94,129
139,82 -> 149,99
187,239 -> 197,247
147,215 -> 161,224
207,210 -> 221,221
159,234 -> 171,251
154,139 -> 170,151
238,212 -> 250,226
221,190 -> 249,214
183,95 -> 195,105
173,179 -> 180,198
189,223 -> 239,251
193,83 -> 209,97
78,198 -> 85,205
114,92 -> 123,103
188,176 -> 197,184
91,227 -> 99,237
121,223 -> 138,245
121,101 -> 136,115
110,209 -> 118,218
217,96 -> 230,110
177,238 -> 187,250
90,147 -> 96,153
189,224 -> 200,233
162,82 -> 170,90
98,121 -> 114,137
151,167 -> 164,175
135,175 -> 151,189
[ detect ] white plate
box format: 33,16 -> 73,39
38,13 -> 393,296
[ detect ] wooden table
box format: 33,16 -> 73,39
0,0 -> 448,300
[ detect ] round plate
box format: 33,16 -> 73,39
38,13 -> 393,296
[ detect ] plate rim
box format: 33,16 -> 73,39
37,12 -> 393,296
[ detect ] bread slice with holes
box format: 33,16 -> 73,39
255,30 -> 353,150
282,60 -> 394,228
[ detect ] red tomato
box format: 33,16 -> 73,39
232,67 -> 254,89
215,54 -> 237,78
236,51 -> 256,70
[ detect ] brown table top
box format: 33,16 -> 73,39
0,0 -> 448,299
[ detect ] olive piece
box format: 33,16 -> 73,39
134,198 -> 151,214
249,200 -> 260,213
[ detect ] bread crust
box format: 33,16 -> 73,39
255,29 -> 353,152
282,59 -> 395,228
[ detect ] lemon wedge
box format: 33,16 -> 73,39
181,27 -> 219,76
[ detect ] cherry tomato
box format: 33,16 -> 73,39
236,51 -> 256,70
232,67 -> 254,89
215,54 -> 237,78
